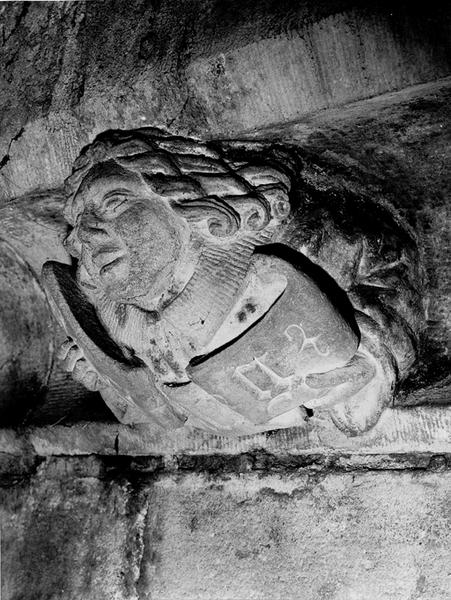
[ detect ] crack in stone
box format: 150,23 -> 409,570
134,493 -> 153,600
166,95 -> 190,129
0,127 -> 25,171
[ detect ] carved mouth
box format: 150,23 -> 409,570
89,245 -> 129,281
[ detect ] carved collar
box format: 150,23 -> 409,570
200,255 -> 288,356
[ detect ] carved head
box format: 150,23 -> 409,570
64,128 -> 291,307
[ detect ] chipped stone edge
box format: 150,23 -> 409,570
0,406 -> 450,458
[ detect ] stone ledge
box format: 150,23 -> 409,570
229,75 -> 451,141
1,406 -> 450,458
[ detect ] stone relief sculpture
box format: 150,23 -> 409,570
42,128 -> 423,436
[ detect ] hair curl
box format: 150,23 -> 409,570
64,128 -> 292,240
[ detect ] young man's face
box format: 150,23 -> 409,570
67,162 -> 189,304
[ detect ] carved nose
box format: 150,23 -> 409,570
64,228 -> 81,257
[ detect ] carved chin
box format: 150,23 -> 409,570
79,257 -> 131,299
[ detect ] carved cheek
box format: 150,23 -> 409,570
116,207 -> 178,262
113,205 -> 146,242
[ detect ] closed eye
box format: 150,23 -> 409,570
106,197 -> 128,211
98,191 -> 133,218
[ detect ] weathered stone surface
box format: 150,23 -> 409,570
141,472 -> 451,600
1,80 -> 448,428
2,96 -> 449,428
1,459 -> 450,599
0,240 -> 53,423
0,457 -> 147,600
0,1 -> 449,428
238,78 -> 451,397
0,4 -> 449,599
41,127 -> 424,437
0,190 -> 69,273
0,1 -> 450,200
1,406 -> 450,458
0,195 -> 109,425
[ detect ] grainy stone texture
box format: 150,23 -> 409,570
142,472 -> 451,600
1,459 -> 450,600
0,1 -> 450,199
0,240 -> 53,422
0,1 -> 449,421
1,85 -> 449,425
42,126 -> 424,438
0,457 -> 148,600
239,80 -> 451,395
0,3 -> 450,598
0,406 -> 449,458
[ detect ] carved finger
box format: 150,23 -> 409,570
71,358 -> 100,391
57,338 -> 78,361
71,357 -> 90,380
305,369 -> 348,389
305,354 -> 375,389
82,370 -> 101,392
304,353 -> 387,411
264,406 -> 307,429
329,377 -> 390,436
267,391 -> 295,418
304,380 -> 361,409
62,345 -> 84,372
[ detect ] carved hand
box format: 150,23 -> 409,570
303,314 -> 396,435
304,352 -> 376,405
57,338 -> 105,392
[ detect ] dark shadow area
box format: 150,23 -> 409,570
48,262 -> 142,366
189,241 -> 359,369
257,243 -> 359,336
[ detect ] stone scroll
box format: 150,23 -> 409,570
42,128 -> 423,436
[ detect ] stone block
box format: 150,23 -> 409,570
1,461 -> 450,599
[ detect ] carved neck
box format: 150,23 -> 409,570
163,233 -> 269,351
93,231 -> 272,379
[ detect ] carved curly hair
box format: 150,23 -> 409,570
64,128 -> 292,241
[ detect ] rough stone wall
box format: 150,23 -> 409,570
0,3 -> 450,598
1,455 -> 450,600
0,86 -> 449,423
1,1 -> 449,414
1,1 -> 450,199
